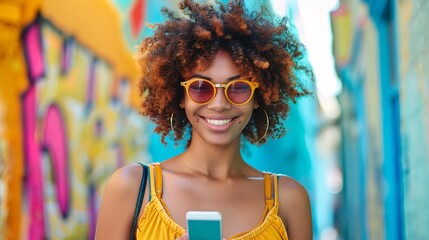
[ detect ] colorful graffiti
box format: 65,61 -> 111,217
0,0 -> 156,238
1,14 -> 151,239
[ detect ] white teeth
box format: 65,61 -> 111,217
206,118 -> 232,126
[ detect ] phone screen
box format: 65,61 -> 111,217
186,211 -> 222,240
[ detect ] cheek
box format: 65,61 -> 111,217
184,105 -> 192,120
239,107 -> 255,126
183,101 -> 201,122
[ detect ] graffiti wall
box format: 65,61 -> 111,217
20,18 -> 150,239
0,0 -> 151,239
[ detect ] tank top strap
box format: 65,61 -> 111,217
148,163 -> 163,198
274,174 -> 279,206
263,173 -> 274,209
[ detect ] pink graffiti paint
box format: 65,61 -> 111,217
22,86 -> 45,240
43,105 -> 70,218
24,22 -> 44,81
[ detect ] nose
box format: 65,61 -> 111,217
207,87 -> 231,111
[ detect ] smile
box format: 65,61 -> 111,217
205,118 -> 233,126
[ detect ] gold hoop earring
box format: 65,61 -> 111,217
258,108 -> 269,142
170,113 -> 175,136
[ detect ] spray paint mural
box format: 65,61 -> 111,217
20,18 -> 151,239
0,0 -> 151,239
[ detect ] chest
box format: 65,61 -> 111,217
159,175 -> 267,238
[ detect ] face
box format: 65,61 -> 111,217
182,50 -> 258,147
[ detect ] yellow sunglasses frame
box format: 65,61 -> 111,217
180,78 -> 259,105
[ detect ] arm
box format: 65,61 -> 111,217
95,164 -> 148,239
278,176 -> 313,240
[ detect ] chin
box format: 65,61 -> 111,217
201,135 -> 240,147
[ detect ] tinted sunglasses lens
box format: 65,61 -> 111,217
226,81 -> 252,104
188,80 -> 214,104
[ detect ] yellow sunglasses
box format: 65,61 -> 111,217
180,78 -> 259,105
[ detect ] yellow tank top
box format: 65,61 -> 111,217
135,163 -> 288,240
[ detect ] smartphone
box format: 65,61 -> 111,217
186,211 -> 222,240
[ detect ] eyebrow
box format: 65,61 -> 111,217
190,74 -> 242,81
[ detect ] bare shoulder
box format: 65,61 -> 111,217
99,163 -> 146,205
277,176 -> 310,208
95,163 -> 147,240
105,163 -> 145,194
277,175 -> 313,240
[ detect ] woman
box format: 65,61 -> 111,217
95,0 -> 313,239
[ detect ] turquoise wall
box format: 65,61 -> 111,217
332,0 -> 429,239
397,0 -> 429,238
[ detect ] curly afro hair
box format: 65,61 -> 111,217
136,0 -> 314,145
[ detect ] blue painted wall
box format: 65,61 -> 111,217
332,0 -> 429,239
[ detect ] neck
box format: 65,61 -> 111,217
181,137 -> 247,179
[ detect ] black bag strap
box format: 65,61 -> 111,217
129,163 -> 149,240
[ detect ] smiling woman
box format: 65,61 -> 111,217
181,50 -> 257,148
95,0 -> 314,239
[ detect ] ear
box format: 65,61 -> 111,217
253,101 -> 259,109
180,98 -> 185,108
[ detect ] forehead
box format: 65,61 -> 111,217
191,50 -> 241,81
